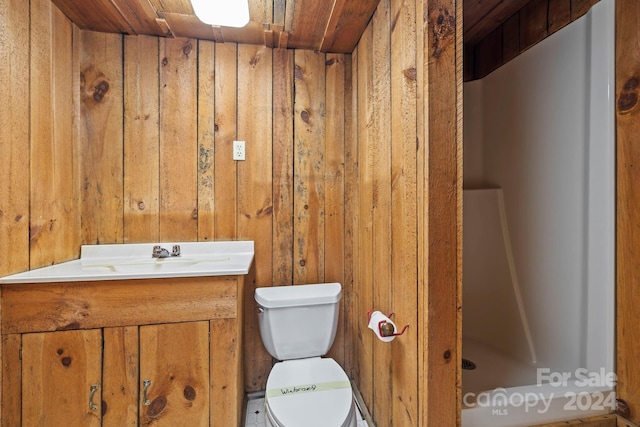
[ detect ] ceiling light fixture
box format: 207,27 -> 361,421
191,0 -> 250,28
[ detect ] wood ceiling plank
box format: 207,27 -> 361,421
52,0 -> 135,33
286,0 -> 334,50
321,0 -> 380,53
464,0 -> 533,46
110,0 -> 166,36
149,0 -> 194,15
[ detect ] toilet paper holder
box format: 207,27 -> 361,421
367,310 -> 409,338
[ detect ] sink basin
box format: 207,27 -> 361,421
0,241 -> 254,283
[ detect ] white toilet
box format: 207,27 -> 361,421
255,283 -> 357,427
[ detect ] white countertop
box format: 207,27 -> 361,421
0,241 -> 254,284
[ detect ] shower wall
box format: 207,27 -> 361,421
463,0 -> 614,375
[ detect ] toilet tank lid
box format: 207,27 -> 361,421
255,283 -> 342,308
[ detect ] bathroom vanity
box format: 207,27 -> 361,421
0,241 -> 254,426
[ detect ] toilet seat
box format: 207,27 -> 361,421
265,358 -> 355,427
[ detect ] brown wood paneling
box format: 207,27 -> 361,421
31,0 -> 80,267
159,38 -> 198,242
390,0 -> 419,424
139,322 -> 209,426
22,329 -> 102,426
237,44 -> 274,392
468,0 -> 601,80
1,277 -> 237,334
474,25 -> 502,79
124,35 -> 160,243
464,0 -> 532,46
520,0 -> 549,52
293,50 -> 326,284
102,326 -> 139,427
210,318 -> 242,426
0,0 -> 30,277
548,0 -> 572,34
356,22 -> 375,409
272,48 -> 295,286
571,0 -> 600,20
213,43 -> 239,240
80,30 -> 124,245
617,0 -> 640,423
1,334 -> 21,426
325,53 -> 347,367
321,0 -> 380,53
424,0 -> 461,425
371,1 -> 393,425
197,40 -> 216,242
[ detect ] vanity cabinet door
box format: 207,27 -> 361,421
139,321 -> 210,426
21,329 -> 103,426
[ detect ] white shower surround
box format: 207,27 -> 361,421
462,0 -> 615,424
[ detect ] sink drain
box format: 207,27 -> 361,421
462,358 -> 476,370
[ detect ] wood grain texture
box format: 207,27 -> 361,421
616,0 -> 640,423
124,35 -> 160,243
197,40 -> 216,242
210,318 -> 242,426
371,1 -> 393,424
159,38 -> 198,242
237,44 -> 274,392
519,0 -> 549,52
103,326 -> 139,427
425,0 -> 461,425
325,53 -> 347,367
293,50 -> 326,284
1,277 -> 237,334
213,43 -> 238,240
272,48 -> 295,286
390,0 -> 419,424
139,322 -> 209,426
356,23 -> 375,410
21,329 -> 102,426
548,0 -> 571,34
321,0 -> 380,53
1,334 -> 21,427
80,30 -> 124,245
0,0 -> 30,277
31,0 -> 80,267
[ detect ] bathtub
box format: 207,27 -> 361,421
462,0 -> 615,424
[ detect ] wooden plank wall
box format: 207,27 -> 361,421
616,0 -> 640,423
466,0 -> 601,80
0,0 -> 80,277
2,1 -> 464,426
349,0 -> 461,425
77,33 -> 350,392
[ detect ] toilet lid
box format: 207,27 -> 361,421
266,358 -> 353,427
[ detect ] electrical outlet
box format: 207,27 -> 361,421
233,140 -> 245,161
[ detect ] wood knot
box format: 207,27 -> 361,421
183,386 -> 196,401
294,65 -> 304,80
404,68 -> 417,81
93,80 -> 109,102
191,208 -> 198,219
301,110 -> 310,123
299,259 -> 306,267
102,400 -> 108,416
56,349 -> 64,355
147,396 -> 167,418
61,357 -> 72,367
138,201 -> 146,211
326,57 -> 340,66
443,349 -> 452,361
618,77 -> 639,113
431,8 -> 455,59
617,398 -> 631,419
162,57 -> 169,67
183,42 -> 193,56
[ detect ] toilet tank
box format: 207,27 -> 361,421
255,283 -> 342,360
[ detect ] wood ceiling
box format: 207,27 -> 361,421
51,0 -> 537,53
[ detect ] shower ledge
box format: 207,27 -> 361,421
0,241 -> 254,284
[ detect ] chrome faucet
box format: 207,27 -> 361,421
152,245 -> 181,258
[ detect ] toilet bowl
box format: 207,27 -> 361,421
264,358 -> 357,427
255,283 -> 357,427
